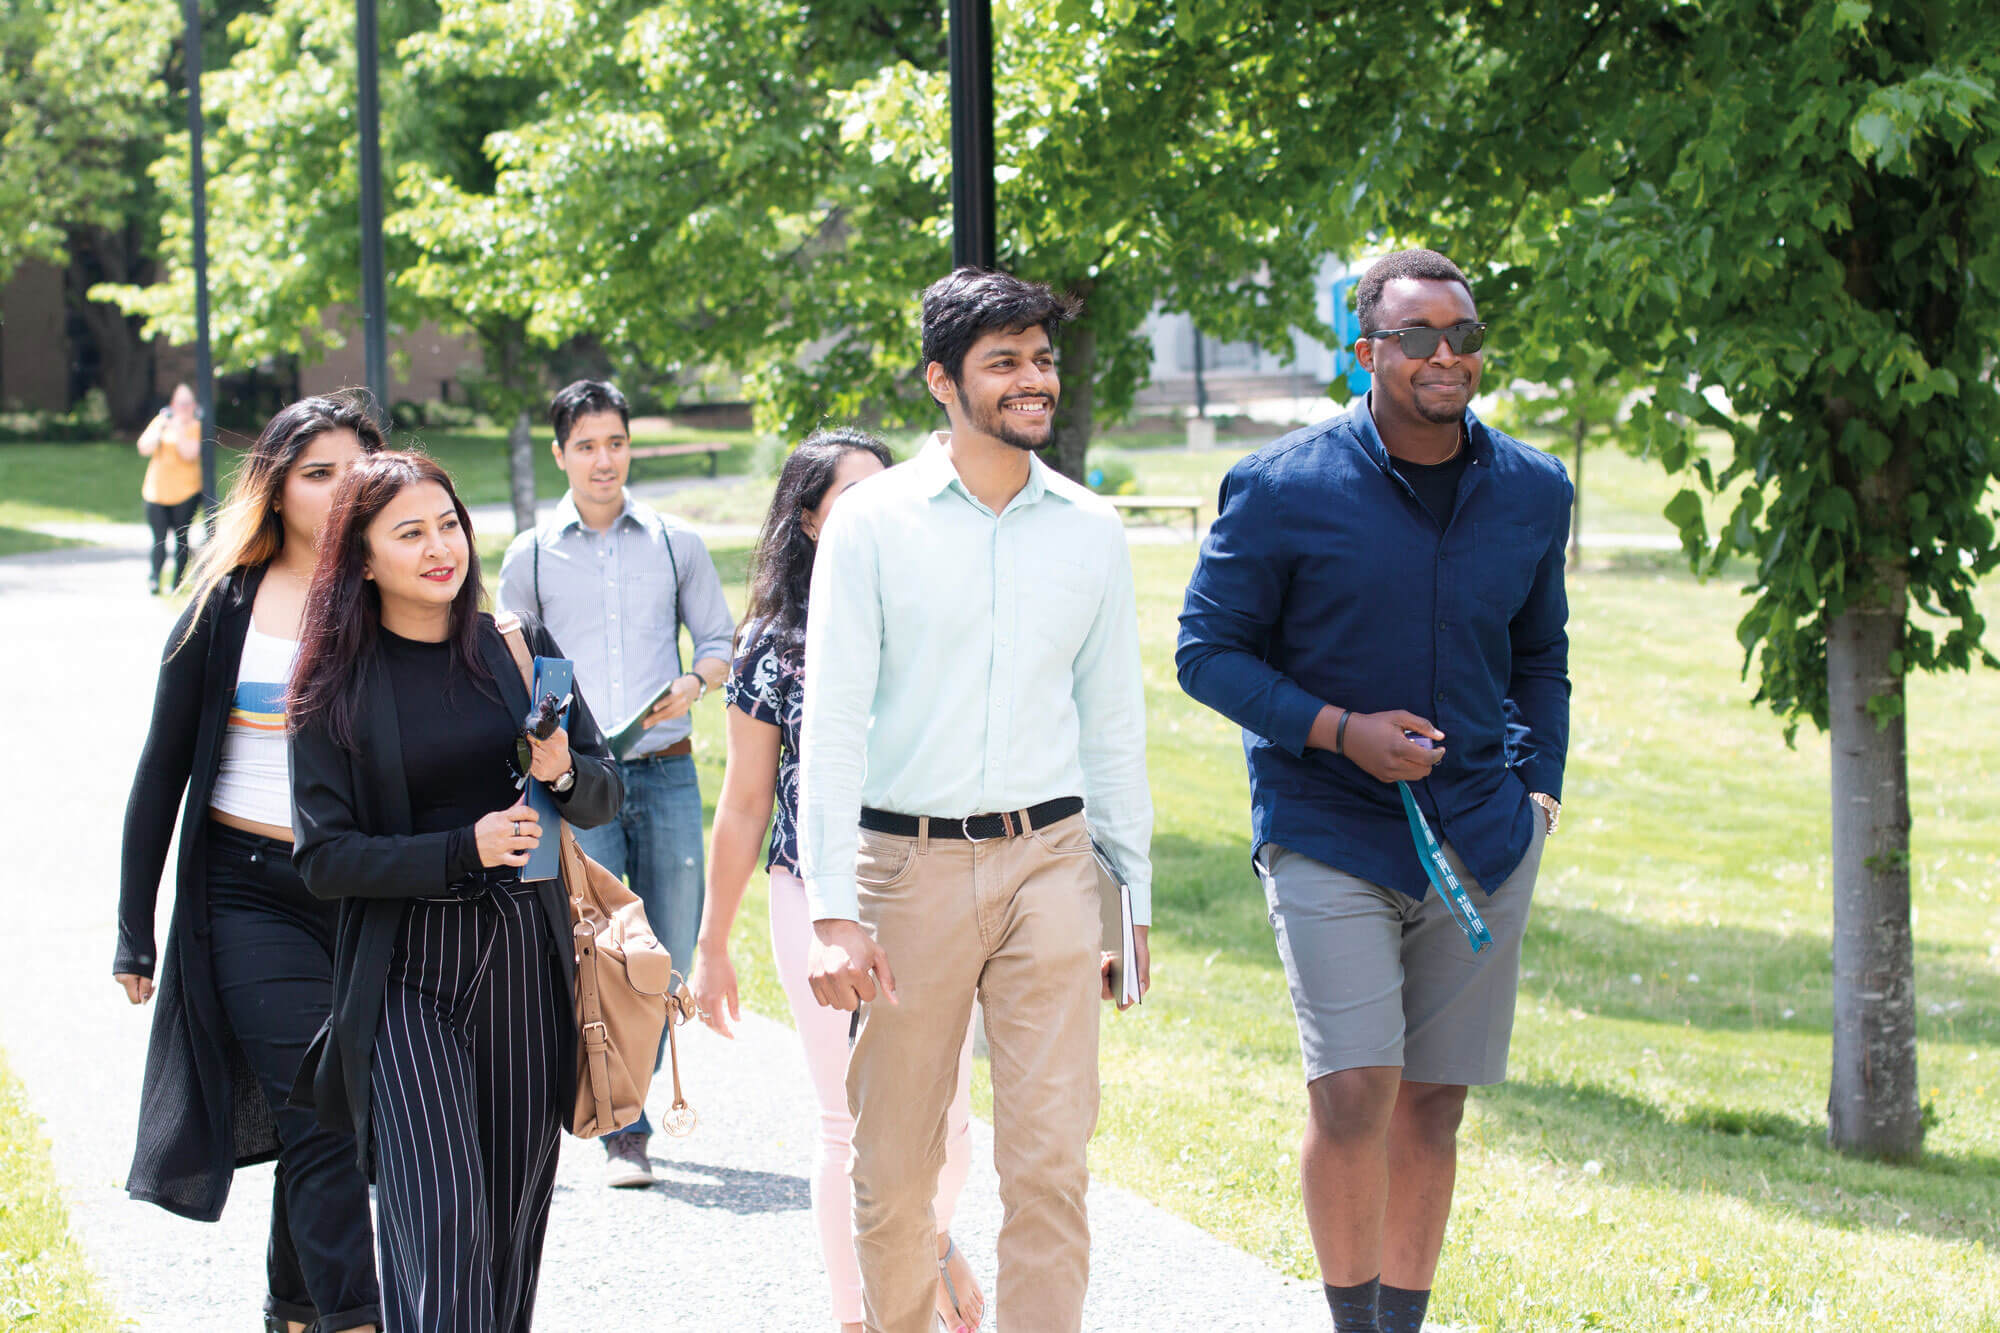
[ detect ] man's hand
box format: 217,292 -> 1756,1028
1311,706 -> 1447,784
806,918 -> 898,1012
641,675 -> 703,729
1101,924 -> 1150,1011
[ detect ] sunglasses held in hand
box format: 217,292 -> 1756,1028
512,691 -> 574,789
1364,321 -> 1487,358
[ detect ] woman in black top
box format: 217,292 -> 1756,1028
287,451 -> 621,1333
115,394 -> 383,1333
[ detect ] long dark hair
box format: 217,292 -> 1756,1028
176,393 -> 385,650
288,451 -> 493,750
743,427 -> 894,658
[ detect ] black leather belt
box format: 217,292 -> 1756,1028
859,796 -> 1083,841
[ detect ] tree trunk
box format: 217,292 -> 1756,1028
65,223 -> 157,430
1568,414 -> 1586,564
1048,307 -> 1096,483
507,408 -> 537,537
1825,578 -> 1922,1159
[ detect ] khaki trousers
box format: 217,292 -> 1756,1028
847,810 -> 1103,1333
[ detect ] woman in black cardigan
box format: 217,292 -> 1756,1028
287,451 -> 620,1333
115,395 -> 383,1333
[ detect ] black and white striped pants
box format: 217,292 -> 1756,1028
371,884 -> 565,1333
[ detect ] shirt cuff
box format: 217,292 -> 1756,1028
805,873 -> 861,924
1272,681 -> 1330,758
1125,876 -> 1153,929
446,827 -> 486,881
1516,757 -> 1565,803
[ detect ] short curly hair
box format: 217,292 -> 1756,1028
920,268 -> 1081,394
1353,249 -> 1474,334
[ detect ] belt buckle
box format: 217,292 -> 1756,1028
960,814 -> 995,843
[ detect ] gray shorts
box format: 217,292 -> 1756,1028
1254,819 -> 1545,1087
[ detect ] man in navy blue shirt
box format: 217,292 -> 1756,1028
1177,249 -> 1571,1333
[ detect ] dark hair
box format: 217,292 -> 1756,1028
920,268 -> 1081,396
1353,249 -> 1475,334
177,393 -> 386,649
743,427 -> 894,659
549,380 -> 630,449
288,451 -> 494,750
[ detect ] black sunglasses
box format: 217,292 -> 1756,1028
512,691 -> 573,789
1365,321 -> 1487,359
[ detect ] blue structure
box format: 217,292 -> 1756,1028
1330,275 -> 1371,396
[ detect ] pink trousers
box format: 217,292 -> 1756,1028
770,866 -> 975,1325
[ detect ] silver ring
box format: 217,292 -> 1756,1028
512,820 -> 521,836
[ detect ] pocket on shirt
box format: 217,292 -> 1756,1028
1470,522 -> 1545,613
855,832 -> 918,888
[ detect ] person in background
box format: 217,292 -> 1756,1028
688,428 -> 987,1333
498,379 -> 735,1189
137,382 -> 205,594
116,394 -> 384,1333
799,269 -> 1154,1333
1176,248 -> 1571,1333
288,451 -> 622,1332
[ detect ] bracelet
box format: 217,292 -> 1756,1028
1334,708 -> 1352,756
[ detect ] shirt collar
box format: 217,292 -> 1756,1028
551,488 -> 639,536
1353,392 -> 1487,471
918,432 -> 1055,509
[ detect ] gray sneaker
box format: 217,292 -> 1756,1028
604,1131 -> 655,1189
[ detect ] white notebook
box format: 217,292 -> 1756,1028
1091,838 -> 1141,1008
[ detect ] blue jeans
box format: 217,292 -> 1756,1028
571,751 -> 704,1140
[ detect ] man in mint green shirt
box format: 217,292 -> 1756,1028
798,269 -> 1153,1332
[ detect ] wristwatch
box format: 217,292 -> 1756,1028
1529,792 -> 1560,836
551,763 -> 577,795
684,673 -> 708,702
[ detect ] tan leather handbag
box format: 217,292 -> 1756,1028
499,620 -> 696,1139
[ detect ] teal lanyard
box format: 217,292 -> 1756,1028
1397,781 -> 1493,953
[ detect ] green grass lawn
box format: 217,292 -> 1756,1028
0,1052 -> 116,1331
578,522 -> 2000,1329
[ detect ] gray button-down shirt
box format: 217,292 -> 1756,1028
499,491 -> 735,755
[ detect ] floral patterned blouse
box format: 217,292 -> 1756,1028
725,627 -> 804,874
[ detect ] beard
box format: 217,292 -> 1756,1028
967,391 -> 1057,452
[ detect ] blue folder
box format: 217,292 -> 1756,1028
520,656 -> 574,883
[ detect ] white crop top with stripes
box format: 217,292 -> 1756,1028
210,626 -> 299,829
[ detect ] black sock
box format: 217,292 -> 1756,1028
1377,1283 -> 1430,1333
1324,1277 -> 1380,1331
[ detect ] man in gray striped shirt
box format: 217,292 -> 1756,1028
498,379 -> 735,1189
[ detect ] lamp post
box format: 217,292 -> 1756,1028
181,0 -> 216,520
947,0 -> 995,271
356,0 -> 389,425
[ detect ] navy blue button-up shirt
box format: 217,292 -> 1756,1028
1176,396 -> 1572,900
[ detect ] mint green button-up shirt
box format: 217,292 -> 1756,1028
798,436 -> 1154,925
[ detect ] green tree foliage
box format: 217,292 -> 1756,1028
1342,0 -> 1999,1158
391,0 -> 1375,474
1,0 -> 179,426
0,0 -> 174,284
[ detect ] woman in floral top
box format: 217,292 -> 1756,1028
689,429 -> 986,1333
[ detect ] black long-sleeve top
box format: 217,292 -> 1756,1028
287,612 -> 621,1176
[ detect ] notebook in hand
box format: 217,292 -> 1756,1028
604,677 -> 680,760
1092,838 -> 1141,1008
520,656 -> 574,883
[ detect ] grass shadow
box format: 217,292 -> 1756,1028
1527,902 -> 2000,1046
1473,1074 -> 2000,1247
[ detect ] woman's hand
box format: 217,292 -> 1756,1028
475,802 -> 541,868
113,973 -> 155,1005
525,725 -> 572,784
687,940 -> 740,1038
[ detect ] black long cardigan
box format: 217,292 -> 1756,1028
117,564 -> 282,1222
286,612 -> 621,1177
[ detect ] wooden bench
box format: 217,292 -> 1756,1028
1107,495 -> 1203,541
627,439 -> 731,477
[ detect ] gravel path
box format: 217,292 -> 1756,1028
0,544 -> 1329,1331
